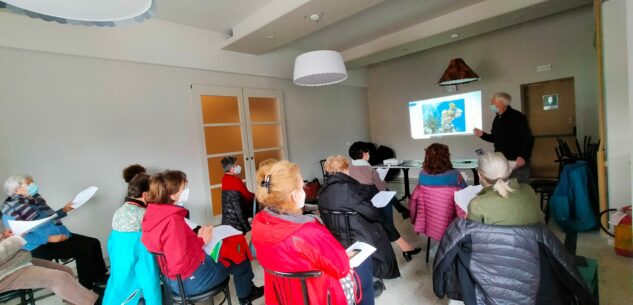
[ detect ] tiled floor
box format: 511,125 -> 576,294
15,182 -> 633,305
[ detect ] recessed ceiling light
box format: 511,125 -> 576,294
450,33 -> 460,38
267,35 -> 275,40
309,14 -> 321,21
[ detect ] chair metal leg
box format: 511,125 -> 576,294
225,285 -> 232,305
27,290 -> 35,305
19,291 -> 27,305
426,237 -> 431,263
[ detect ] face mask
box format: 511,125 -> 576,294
489,104 -> 499,113
176,187 -> 189,207
233,165 -> 242,175
26,183 -> 39,197
293,189 -> 306,209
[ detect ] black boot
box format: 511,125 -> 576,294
239,283 -> 264,305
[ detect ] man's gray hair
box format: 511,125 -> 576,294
491,92 -> 512,106
3,175 -> 29,196
221,156 -> 237,173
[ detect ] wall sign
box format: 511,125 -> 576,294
543,94 -> 559,110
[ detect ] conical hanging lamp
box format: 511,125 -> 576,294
437,58 -> 480,86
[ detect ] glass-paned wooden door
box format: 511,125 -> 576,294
196,88 -> 252,215
243,89 -> 288,190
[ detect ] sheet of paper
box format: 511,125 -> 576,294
202,225 -> 243,255
508,161 -> 517,170
71,186 -> 98,209
454,185 -> 484,213
8,214 -> 58,236
608,211 -> 628,226
371,191 -> 397,208
184,218 -> 199,230
346,241 -> 377,268
376,167 -> 389,181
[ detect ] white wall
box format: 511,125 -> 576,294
367,6 -> 598,166
603,0 -> 631,210
0,47 -> 369,253
0,11 -> 369,86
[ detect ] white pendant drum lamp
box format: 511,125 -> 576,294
0,0 -> 154,26
293,50 -> 348,87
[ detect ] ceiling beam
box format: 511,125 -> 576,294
222,0 -> 384,55
341,0 -> 548,66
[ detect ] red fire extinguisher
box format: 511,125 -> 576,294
599,206 -> 632,257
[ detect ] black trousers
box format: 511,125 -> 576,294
31,233 -> 108,289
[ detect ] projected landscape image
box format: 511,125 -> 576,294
422,99 -> 465,135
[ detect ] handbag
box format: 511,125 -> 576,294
303,178 -> 322,203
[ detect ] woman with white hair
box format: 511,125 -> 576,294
467,153 -> 544,225
2,175 -> 108,292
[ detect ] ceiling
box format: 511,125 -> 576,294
154,0 -> 274,34
149,0 -> 593,66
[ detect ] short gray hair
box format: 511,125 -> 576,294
3,175 -> 29,196
491,92 -> 512,106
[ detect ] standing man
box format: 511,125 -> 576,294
474,92 -> 534,183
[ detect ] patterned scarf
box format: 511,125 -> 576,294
1,194 -> 62,225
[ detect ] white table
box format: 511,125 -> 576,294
373,159 -> 478,201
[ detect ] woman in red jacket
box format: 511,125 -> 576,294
252,160 -> 371,305
140,170 -> 263,305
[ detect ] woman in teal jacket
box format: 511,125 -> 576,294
103,166 -> 161,305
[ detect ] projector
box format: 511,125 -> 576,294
383,158 -> 402,166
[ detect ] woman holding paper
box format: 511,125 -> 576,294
468,152 -> 543,225
1,175 -> 108,291
251,160 -> 371,305
322,156 -> 419,264
140,170 -> 263,305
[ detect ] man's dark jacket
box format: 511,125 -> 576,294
481,106 -> 534,161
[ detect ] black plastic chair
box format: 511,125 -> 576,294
264,270 -> 323,305
319,159 -> 328,184
530,179 -> 557,224
318,208 -> 357,246
0,289 -> 35,305
150,252 -> 232,305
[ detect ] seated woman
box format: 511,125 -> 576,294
140,170 -> 263,305
1,175 -> 108,290
348,141 -> 410,219
103,169 -> 161,305
468,152 -> 544,225
346,147 -> 421,262
319,156 -> 401,294
252,160 -> 371,305
419,143 -> 467,188
221,156 -> 255,232
0,231 -> 99,305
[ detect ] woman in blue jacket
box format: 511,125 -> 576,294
1,175 -> 108,291
103,166 -> 161,305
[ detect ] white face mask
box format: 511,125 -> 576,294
176,187 -> 189,207
233,165 -> 242,175
293,189 -> 306,209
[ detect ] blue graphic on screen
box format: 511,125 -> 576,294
421,98 -> 465,135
